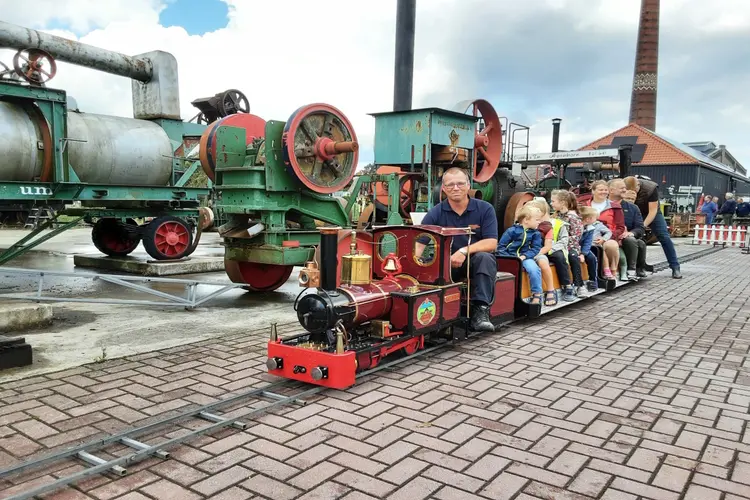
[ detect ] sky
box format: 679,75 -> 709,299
1,0 -> 749,171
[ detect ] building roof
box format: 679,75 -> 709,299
578,123 -> 748,180
684,141 -> 746,176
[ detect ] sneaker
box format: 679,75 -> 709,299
603,268 -> 615,280
636,268 -> 647,278
626,270 -> 638,280
672,267 -> 682,279
575,286 -> 588,297
586,280 -> 598,292
562,286 -> 576,302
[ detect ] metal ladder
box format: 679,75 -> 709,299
23,206 -> 57,230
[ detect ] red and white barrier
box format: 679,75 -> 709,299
692,225 -> 747,247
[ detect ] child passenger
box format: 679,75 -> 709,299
578,206 -> 611,292
550,190 -> 586,299
525,198 -> 573,305
497,205 -> 543,305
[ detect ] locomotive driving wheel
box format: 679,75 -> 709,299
455,99 -> 503,183
143,216 -> 194,260
13,48 -> 57,85
282,103 -> 359,194
224,260 -> 294,292
91,218 -> 141,257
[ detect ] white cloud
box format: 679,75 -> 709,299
0,0 -> 164,33
1,0 -> 749,171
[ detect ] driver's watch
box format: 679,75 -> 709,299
459,248 -> 468,256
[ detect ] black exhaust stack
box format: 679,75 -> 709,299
551,118 -> 561,152
393,0 -> 416,112
319,227 -> 341,293
618,145 -> 633,179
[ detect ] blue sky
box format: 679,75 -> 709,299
159,0 -> 228,35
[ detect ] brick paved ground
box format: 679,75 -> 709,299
1,247 -> 750,499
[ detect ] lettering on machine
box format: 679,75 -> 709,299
19,186 -> 53,196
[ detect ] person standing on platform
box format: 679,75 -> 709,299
718,193 -> 737,226
624,176 -> 682,279
700,195 -> 718,225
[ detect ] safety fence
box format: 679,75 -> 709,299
692,225 -> 748,249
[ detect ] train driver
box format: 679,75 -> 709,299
624,176 -> 682,279
415,167 -> 498,333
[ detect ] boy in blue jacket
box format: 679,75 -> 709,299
496,205 -> 543,305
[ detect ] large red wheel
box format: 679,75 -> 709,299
224,260 -> 294,292
13,48 -> 57,85
455,99 -> 503,183
91,218 -> 141,257
282,103 -> 359,194
199,113 -> 267,181
143,216 -> 194,260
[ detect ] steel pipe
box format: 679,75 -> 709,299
0,20 -> 152,82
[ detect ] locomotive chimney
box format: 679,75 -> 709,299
628,0 -> 660,131
551,118 -> 561,153
618,145 -> 633,179
319,227 -> 342,292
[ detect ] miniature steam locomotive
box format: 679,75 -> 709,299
266,225 -> 518,389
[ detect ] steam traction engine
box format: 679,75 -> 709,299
266,225 -> 516,390
202,100 -> 525,292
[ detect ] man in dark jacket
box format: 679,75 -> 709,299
719,193 -> 737,226
609,179 -> 647,278
736,197 -> 750,217
624,176 -> 681,279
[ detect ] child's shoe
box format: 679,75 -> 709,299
562,285 -> 576,302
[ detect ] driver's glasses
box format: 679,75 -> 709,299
444,182 -> 467,190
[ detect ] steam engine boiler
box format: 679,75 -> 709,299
266,225 -> 517,390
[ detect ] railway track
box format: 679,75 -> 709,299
0,245 -> 725,499
0,343 -> 448,500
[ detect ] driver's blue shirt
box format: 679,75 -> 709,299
421,198 -> 498,253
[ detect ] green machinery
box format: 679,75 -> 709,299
204,98 -> 527,291
0,22 -> 237,264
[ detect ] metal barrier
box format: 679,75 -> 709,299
692,225 -> 747,248
0,267 -> 247,309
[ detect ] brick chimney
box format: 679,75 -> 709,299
628,0 -> 660,131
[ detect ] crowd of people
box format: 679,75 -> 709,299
700,193 -> 750,226
418,168 -> 683,331
497,176 -> 682,307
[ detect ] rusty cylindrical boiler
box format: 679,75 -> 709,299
0,102 -> 174,185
